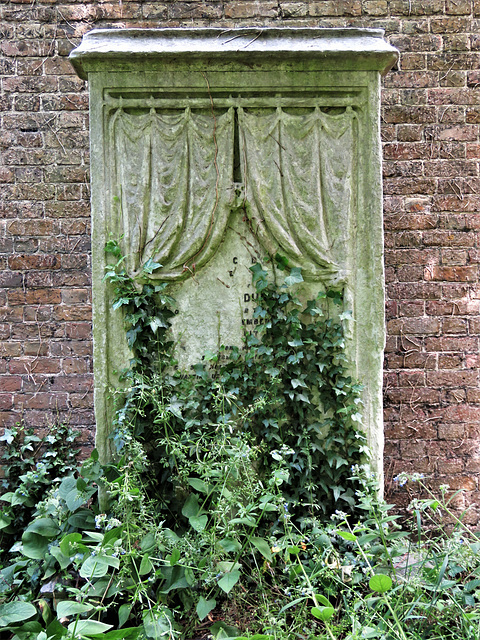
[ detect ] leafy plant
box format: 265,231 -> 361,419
106,243 -> 368,524
0,422 -> 80,564
3,244 -> 479,639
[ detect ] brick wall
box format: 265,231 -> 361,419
1,0 -> 480,514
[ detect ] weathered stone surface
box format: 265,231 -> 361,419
70,27 -> 397,485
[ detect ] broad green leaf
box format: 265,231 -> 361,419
189,514 -> 208,532
196,596 -> 216,621
5,620 -> 44,637
67,620 -> 112,635
369,574 -> 392,594
140,532 -> 156,552
218,570 -> 241,594
90,629 -> 141,640
316,594 -> 333,608
218,538 -> 241,553
168,548 -> 181,566
229,516 -> 256,527
60,532 -> 83,556
0,601 -> 37,626
336,531 -> 356,542
216,561 -> 242,573
250,537 -> 272,562
89,629 -> 140,640
188,478 -> 209,493
182,494 -> 200,518
118,603 -> 132,628
311,606 -> 335,621
158,566 -> 189,593
82,531 -> 104,542
26,518 -> 59,538
68,510 -> 95,530
0,512 -> 12,529
143,609 -> 173,638
50,545 -> 72,570
21,531 -> 49,559
139,554 -> 153,576
210,621 -> 240,639
57,601 -> 93,618
79,555 -> 119,579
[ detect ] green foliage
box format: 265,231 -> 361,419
106,241 -> 368,525
3,244 -> 480,639
0,422 -> 80,563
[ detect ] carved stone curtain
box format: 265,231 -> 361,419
110,104 -> 355,284
111,107 -> 235,279
238,106 -> 355,284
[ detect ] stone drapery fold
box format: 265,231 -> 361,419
110,105 -> 355,284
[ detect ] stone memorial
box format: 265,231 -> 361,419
70,28 -> 398,481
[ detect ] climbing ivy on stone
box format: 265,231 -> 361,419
104,241 -> 369,526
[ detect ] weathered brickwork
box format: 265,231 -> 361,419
1,1 -> 480,513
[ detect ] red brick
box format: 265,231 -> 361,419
387,317 -> 441,335
309,0 -> 361,16
425,265 -> 478,282
438,353 -> 464,368
427,370 -> 479,387
445,0 -> 472,14
8,357 -> 61,375
425,336 -> 478,351
61,358 -> 91,374
8,254 -> 60,270
443,317 -> 468,334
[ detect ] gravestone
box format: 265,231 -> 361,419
70,28 -> 398,482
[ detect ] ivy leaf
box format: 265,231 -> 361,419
284,268 -> 303,286
105,239 -> 122,257
291,378 -> 307,389
250,263 -> 268,291
149,317 -> 168,333
274,254 -> 290,270
288,338 -> 304,347
295,393 -> 310,404
143,258 -> 162,274
112,297 -> 131,310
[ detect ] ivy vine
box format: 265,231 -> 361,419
104,241 -> 369,530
